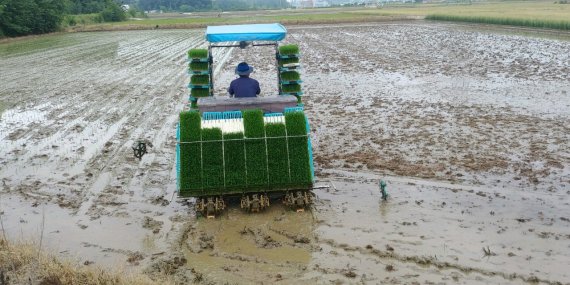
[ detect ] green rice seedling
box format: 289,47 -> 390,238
189,61 -> 209,71
191,88 -> 209,98
191,75 -> 209,85
188,48 -> 208,59
179,111 -> 202,195
281,83 -> 301,93
426,14 -> 570,30
223,132 -> 247,190
242,109 -> 268,187
242,109 -> 265,138
278,57 -> 299,66
280,71 -> 300,81
279,44 -> 299,55
190,100 -> 198,109
201,128 -> 224,194
285,111 -> 312,186
265,123 -> 290,187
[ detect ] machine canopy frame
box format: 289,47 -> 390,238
205,23 -> 287,43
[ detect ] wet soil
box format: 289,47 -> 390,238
1,22 -> 569,284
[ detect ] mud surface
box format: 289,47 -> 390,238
1,22 -> 569,284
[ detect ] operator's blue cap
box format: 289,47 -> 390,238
235,62 -> 253,76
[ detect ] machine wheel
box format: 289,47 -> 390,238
196,196 -> 225,218
283,190 -> 313,211
241,193 -> 270,213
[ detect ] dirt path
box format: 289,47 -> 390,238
1,23 -> 569,284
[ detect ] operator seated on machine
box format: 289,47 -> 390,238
228,62 -> 260,98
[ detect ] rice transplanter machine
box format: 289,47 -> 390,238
176,23 -> 315,217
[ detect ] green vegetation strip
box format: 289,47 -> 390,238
279,44 -> 299,55
179,111 -> 202,195
278,57 -> 299,66
426,14 -> 570,30
243,109 -> 268,187
191,75 -> 210,85
189,61 -> 208,71
281,83 -> 302,93
191,88 -> 209,98
266,123 -> 290,187
285,112 -> 312,186
201,128 -> 224,193
280,71 -> 300,81
188,48 -> 208,59
223,132 -> 247,190
178,110 -> 313,194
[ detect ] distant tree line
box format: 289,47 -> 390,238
0,0 -> 129,38
0,0 -> 291,38
138,0 -> 289,12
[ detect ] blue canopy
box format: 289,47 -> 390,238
206,23 -> 287,43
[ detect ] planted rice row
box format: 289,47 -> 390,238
426,14 -> 570,30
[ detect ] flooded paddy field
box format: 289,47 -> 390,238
1,22 -> 569,284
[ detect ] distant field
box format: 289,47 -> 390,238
68,1 -> 570,31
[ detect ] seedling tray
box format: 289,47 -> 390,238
280,80 -> 303,85
188,84 -> 211,89
280,92 -> 304,96
188,70 -> 210,75
277,54 -> 300,59
187,58 -> 209,63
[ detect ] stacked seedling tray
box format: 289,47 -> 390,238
177,109 -> 313,197
278,44 -> 303,103
187,49 -> 211,109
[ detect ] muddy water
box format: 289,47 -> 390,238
183,204 -> 314,283
1,22 -> 570,284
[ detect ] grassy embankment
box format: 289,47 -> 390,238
0,238 -> 172,285
358,0 -> 570,30
67,1 -> 570,32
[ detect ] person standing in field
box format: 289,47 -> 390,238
228,62 -> 260,98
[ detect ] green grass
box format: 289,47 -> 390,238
0,34 -> 79,57
266,123 -> 290,187
191,75 -> 210,85
223,132 -> 247,190
70,2 -> 570,32
281,83 -> 301,93
279,44 -> 299,55
280,71 -> 300,81
191,88 -> 210,98
243,109 -> 268,187
189,61 -> 208,71
188,48 -> 208,59
285,111 -> 312,186
425,14 -> 570,30
201,128 -> 224,193
278,57 -> 299,66
179,111 -> 202,194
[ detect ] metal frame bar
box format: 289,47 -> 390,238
207,41 -> 279,96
